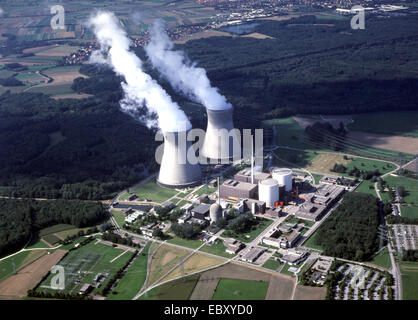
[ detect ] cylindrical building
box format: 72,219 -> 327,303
201,106 -> 241,163
272,168 -> 293,192
157,130 -> 202,188
209,203 -> 222,223
258,178 -> 279,207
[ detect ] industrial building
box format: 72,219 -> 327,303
279,249 -> 308,266
243,199 -> 266,214
209,203 -> 222,223
262,229 -> 301,249
157,129 -> 202,188
258,178 -> 279,207
191,203 -> 211,220
240,246 -> 266,263
272,168 -> 293,192
234,169 -> 271,184
224,238 -> 245,255
219,179 -> 257,200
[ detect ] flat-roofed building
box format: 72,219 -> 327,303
234,169 -> 271,184
243,199 -> 266,214
279,249 -> 308,265
224,238 -> 245,255
219,179 -> 257,200
191,203 -> 211,220
240,246 -> 266,263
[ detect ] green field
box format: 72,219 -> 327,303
262,258 -> 282,271
199,240 -> 234,259
139,273 -> 200,300
167,236 -> 203,249
39,224 -> 75,237
25,239 -> 51,250
279,263 -> 296,276
368,247 -> 392,270
120,179 -> 178,203
355,180 -> 377,196
42,234 -> 61,246
212,278 -> 269,300
312,173 -> 323,184
107,242 -> 151,300
400,261 -> 418,300
37,241 -> 133,296
0,251 -> 30,282
111,209 -> 126,229
400,206 -> 418,219
303,230 -> 324,251
223,218 -> 273,243
383,175 -> 418,204
349,112 -> 418,138
193,184 -> 216,196
284,215 -> 315,228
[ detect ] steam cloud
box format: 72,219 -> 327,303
88,11 -> 191,132
145,20 -> 232,111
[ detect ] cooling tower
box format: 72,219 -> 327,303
201,107 -> 241,162
157,130 -> 202,188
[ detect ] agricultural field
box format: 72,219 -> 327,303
401,206 -> 418,219
400,261 -> 418,300
140,273 -> 200,300
107,242 -> 151,300
36,241 -> 134,296
111,209 -> 126,229
119,179 -> 178,203
166,236 -> 203,249
147,244 -> 191,286
293,285 -> 327,300
0,251 -> 31,282
348,111 -> 418,138
0,250 -> 67,298
212,279 -> 269,300
162,253 -> 224,282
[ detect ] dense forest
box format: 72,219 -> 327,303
314,192 -> 380,261
0,198 -> 106,256
180,14 -> 418,119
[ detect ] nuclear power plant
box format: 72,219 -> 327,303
157,130 -> 202,188
201,106 -> 241,162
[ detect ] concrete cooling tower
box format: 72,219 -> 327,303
201,107 -> 241,163
157,130 -> 202,188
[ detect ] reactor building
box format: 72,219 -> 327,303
272,168 -> 293,192
258,178 -> 279,207
157,130 -> 202,188
201,106 -> 241,163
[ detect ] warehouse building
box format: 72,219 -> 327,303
234,169 -> 271,184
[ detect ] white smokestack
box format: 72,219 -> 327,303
88,12 -> 191,133
145,20 -> 232,111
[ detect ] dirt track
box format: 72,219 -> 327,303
0,249 -> 67,298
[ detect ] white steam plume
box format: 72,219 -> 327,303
88,11 -> 191,132
145,20 -> 232,111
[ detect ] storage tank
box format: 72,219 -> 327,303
272,168 -> 293,192
157,130 -> 202,188
209,203 -> 222,223
258,178 -> 279,207
201,106 -> 241,163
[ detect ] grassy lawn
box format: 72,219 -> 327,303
400,206 -> 418,219
120,179 -> 178,203
355,180 -> 377,196
167,236 -> 203,249
400,261 -> 418,300
25,239 -> 51,250
107,242 -> 151,300
223,218 -> 273,243
280,263 -> 296,276
140,273 -> 200,300
348,111 -> 418,138
384,175 -> 418,204
344,157 -> 394,177
199,240 -> 234,259
303,230 -> 324,251
42,234 -> 61,246
273,148 -> 317,168
0,251 -> 30,282
193,184 -> 216,196
284,215 -> 315,228
111,209 -> 126,229
368,247 -> 392,270
212,278 -> 269,300
262,258 -> 282,271
312,173 -> 323,184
